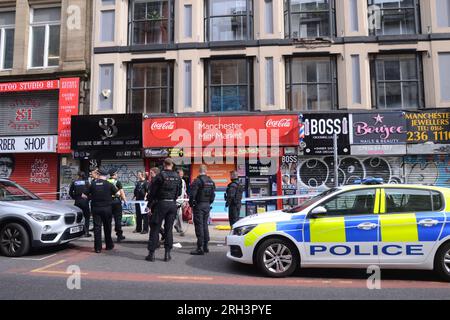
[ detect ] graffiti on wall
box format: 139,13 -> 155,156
283,156 -> 450,197
59,159 -> 79,200
101,163 -> 140,200
30,158 -> 51,184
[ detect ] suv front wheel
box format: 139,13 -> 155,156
0,223 -> 31,257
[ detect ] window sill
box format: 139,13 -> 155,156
27,66 -> 60,71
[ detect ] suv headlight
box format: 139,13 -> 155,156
27,212 -> 61,222
232,225 -> 257,236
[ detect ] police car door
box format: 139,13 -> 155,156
302,188 -> 380,266
379,188 -> 445,265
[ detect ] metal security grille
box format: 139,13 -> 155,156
0,92 -> 59,136
100,159 -> 145,200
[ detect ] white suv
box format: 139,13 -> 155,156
0,179 -> 84,257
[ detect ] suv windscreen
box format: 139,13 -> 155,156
0,181 -> 40,201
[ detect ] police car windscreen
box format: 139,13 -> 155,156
283,188 -> 339,213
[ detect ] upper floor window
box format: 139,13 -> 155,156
29,7 -> 61,68
130,0 -> 174,45
0,11 -> 14,70
285,56 -> 337,111
284,0 -> 335,39
205,58 -> 254,112
370,54 -> 423,109
205,0 -> 253,41
127,62 -> 174,114
367,0 -> 420,36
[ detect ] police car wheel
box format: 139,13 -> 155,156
256,238 -> 298,278
434,242 -> 450,282
0,223 -> 30,257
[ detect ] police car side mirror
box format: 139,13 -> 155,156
309,206 -> 327,219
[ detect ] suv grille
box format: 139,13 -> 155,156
64,214 -> 76,225
76,212 -> 83,223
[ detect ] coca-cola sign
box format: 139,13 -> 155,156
150,120 -> 177,140
144,114 -> 299,148
151,121 -> 176,131
265,118 -> 292,128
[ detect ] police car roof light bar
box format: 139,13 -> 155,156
354,177 -> 384,185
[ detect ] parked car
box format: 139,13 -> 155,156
227,181 -> 450,281
0,179 -> 85,257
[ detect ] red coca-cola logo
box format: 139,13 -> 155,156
150,120 -> 176,140
265,117 -> 294,137
266,118 -> 292,128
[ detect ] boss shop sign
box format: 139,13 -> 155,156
0,135 -> 57,153
301,114 -> 350,155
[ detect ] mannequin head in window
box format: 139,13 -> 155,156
0,155 -> 14,179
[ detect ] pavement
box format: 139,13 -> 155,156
76,221 -> 230,245
1,241 -> 450,300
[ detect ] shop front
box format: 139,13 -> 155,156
71,114 -> 144,200
281,113 -> 351,208
281,110 -> 450,210
143,113 -> 299,220
0,79 -> 79,200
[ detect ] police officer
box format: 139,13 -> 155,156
145,158 -> 181,262
87,168 -> 119,253
189,165 -> 216,255
108,169 -> 126,243
69,172 -> 91,237
225,170 -> 244,227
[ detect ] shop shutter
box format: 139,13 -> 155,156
100,159 -> 145,200
404,155 -> 450,188
0,92 -> 59,136
7,154 -> 58,200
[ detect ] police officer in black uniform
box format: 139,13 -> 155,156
145,158 -> 181,262
88,168 -> 119,253
69,172 -> 91,237
225,170 -> 244,227
189,165 -> 216,255
108,169 -> 126,243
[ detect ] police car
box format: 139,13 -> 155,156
226,180 -> 450,280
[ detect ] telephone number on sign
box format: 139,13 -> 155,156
407,131 -> 450,142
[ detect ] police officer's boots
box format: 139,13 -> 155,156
203,244 -> 209,254
145,251 -> 155,262
190,247 -> 204,255
164,249 -> 172,262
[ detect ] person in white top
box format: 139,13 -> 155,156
174,168 -> 187,236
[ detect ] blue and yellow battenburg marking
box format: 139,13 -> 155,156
244,212 -> 449,247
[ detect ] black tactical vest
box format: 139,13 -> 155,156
196,175 -> 215,203
90,179 -> 113,207
157,171 -> 180,201
73,180 -> 89,199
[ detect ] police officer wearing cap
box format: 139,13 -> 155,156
69,172 -> 91,237
189,164 -> 216,255
146,158 -> 182,262
87,168 -> 119,253
107,169 -> 126,243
